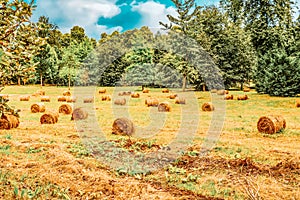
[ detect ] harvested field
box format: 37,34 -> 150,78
0,86 -> 299,200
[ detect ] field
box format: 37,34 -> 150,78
0,85 -> 299,199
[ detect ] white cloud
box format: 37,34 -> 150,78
131,0 -> 177,29
32,0 -> 121,39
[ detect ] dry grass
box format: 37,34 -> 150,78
0,86 -> 299,199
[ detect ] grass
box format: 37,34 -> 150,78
0,85 -> 299,199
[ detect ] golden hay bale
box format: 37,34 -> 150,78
57,96 -> 67,102
257,115 -> 286,134
295,99 -> 300,107
237,95 -> 248,100
41,96 -> 50,102
59,104 -> 73,115
162,88 -> 169,93
217,90 -> 228,95
158,102 -> 171,112
243,88 -> 251,92
131,93 -> 140,98
112,118 -> 135,136
20,95 -> 30,101
66,96 -> 76,103
175,97 -> 186,104
98,88 -> 106,94
114,98 -> 126,106
30,103 -> 45,113
101,95 -> 111,101
168,94 -> 177,99
0,114 -> 19,129
63,90 -> 71,96
83,96 -> 94,103
224,94 -> 234,100
142,89 -> 149,93
118,91 -> 132,96
210,89 -> 217,93
71,108 -> 88,120
40,112 -> 59,124
202,102 -> 214,112
32,90 -> 45,97
145,97 -> 159,107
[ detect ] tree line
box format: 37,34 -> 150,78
0,0 -> 299,96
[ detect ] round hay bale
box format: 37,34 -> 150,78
98,88 -> 106,94
0,114 -> 19,129
158,102 -> 171,112
20,95 -> 30,101
224,94 -> 234,100
112,118 -> 135,136
202,102 -> 214,111
142,89 -> 149,93
59,104 -> 73,115
37,90 -> 45,96
118,91 -> 131,96
175,97 -> 186,104
66,96 -> 76,103
243,88 -> 251,92
162,88 -> 169,93
101,95 -> 111,101
63,90 -> 71,96
71,108 -> 88,120
168,94 -> 177,99
210,89 -> 217,93
31,103 -> 45,113
237,95 -> 248,100
257,115 -> 286,134
295,100 -> 300,107
217,90 -> 228,95
145,97 -> 159,107
40,112 -> 59,124
83,96 -> 94,103
131,93 -> 140,98
114,98 -> 126,106
41,96 -> 50,102
58,96 -> 67,102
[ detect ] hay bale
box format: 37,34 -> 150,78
83,96 -> 94,103
98,88 -> 106,94
175,97 -> 186,104
217,90 -> 228,95
63,90 -> 71,96
40,112 -> 59,124
101,95 -> 111,101
71,108 -> 88,120
162,88 -> 169,93
114,98 -> 126,106
112,118 -> 135,136
210,89 -> 217,93
131,93 -> 140,98
20,95 -> 30,101
32,90 -> 45,96
41,96 -> 50,102
145,97 -> 159,107
243,88 -> 251,92
59,104 -> 73,115
142,89 -> 149,93
257,115 -> 286,134
168,94 -> 177,99
202,102 -> 214,111
224,94 -> 234,100
295,99 -> 300,107
31,103 -> 45,113
58,96 -> 67,102
66,96 -> 76,103
237,95 -> 248,100
118,91 -> 132,96
158,102 -> 171,112
0,114 -> 19,129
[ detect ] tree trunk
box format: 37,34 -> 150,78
17,77 -> 21,86
142,85 -> 144,91
182,75 -> 187,92
202,84 -> 206,91
68,74 -> 71,90
240,82 -> 243,91
40,73 -> 43,88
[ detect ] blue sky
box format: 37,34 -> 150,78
31,0 -> 219,39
